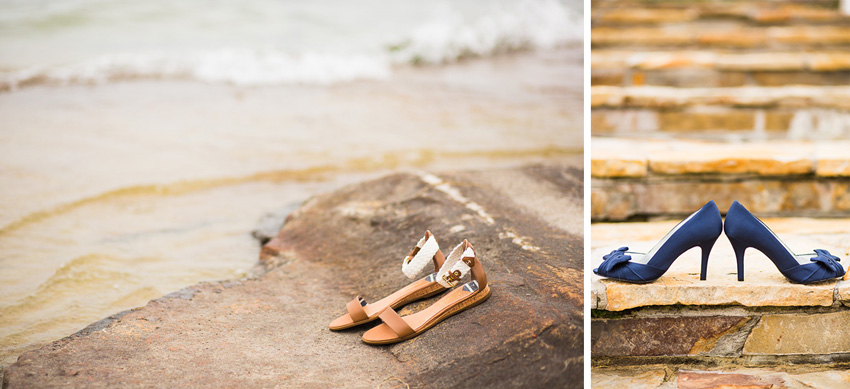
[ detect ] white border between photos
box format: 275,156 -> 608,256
582,0 -> 591,386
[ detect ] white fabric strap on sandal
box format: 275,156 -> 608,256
436,242 -> 475,288
401,233 -> 440,279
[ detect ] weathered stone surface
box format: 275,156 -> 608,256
678,370 -> 791,389
592,50 -> 850,73
657,111 -> 756,132
593,367 -> 850,389
593,4 -> 850,26
743,311 -> 850,355
594,8 -> 697,24
591,218 -> 849,311
838,281 -> 850,307
592,179 -> 850,221
751,71 -> 850,87
590,159 -> 647,178
594,107 -> 811,135
590,85 -> 850,110
649,157 -> 811,176
591,138 -> 850,220
818,159 -> 850,177
592,138 -> 831,177
791,370 -> 850,387
3,164 -> 584,388
591,367 -> 667,388
809,52 -> 850,71
592,316 -> 749,356
592,26 -> 850,49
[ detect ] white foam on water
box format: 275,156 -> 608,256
0,0 -> 581,90
0,49 -> 392,89
390,0 -> 582,64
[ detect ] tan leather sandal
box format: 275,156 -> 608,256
362,239 -> 490,344
329,231 -> 448,331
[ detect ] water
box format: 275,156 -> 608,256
0,0 -> 583,368
0,0 -> 581,89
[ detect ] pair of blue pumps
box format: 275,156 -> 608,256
594,201 -> 846,284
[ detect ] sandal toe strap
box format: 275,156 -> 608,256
346,296 -> 369,322
379,307 -> 414,338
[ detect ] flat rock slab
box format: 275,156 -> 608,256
593,367 -> 850,388
591,25 -> 850,50
591,85 -> 850,110
592,50 -> 850,72
592,217 -> 850,311
743,311 -> 850,355
592,316 -> 750,357
592,138 -> 850,178
593,4 -> 850,25
4,162 -> 584,388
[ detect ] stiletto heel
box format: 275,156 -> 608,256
729,237 -> 748,282
724,201 -> 845,284
698,237 -> 717,281
594,200 -> 723,283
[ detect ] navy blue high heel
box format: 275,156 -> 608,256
724,201 -> 845,284
594,200 -> 723,283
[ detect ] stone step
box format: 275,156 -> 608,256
590,137 -> 850,220
592,85 -> 850,110
592,217 -> 850,310
591,217 -> 850,384
593,367 -> 850,388
591,86 -> 850,138
592,50 -> 850,87
592,3 -> 849,26
591,25 -> 850,49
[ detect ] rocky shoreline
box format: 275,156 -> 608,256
3,161 -> 584,388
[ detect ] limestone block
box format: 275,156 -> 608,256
678,370 -> 791,389
596,9 -> 696,24
791,370 -> 850,387
808,52 -> 850,71
743,311 -> 850,355
590,159 -> 647,178
836,281 -> 850,307
817,159 -> 850,177
600,276 -> 835,311
658,111 -> 754,132
591,367 -> 667,389
715,53 -> 803,71
592,316 -> 749,356
649,158 -> 812,176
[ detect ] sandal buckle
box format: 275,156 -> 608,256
442,270 -> 461,286
462,257 -> 474,267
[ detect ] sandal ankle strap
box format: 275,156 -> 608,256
401,230 -> 445,279
436,240 -> 487,289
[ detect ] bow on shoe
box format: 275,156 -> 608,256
597,246 -> 632,273
810,249 -> 843,274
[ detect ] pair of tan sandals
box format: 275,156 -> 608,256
329,231 -> 491,344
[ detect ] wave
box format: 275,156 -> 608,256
0,50 -> 392,91
0,0 -> 581,91
389,0 -> 582,64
